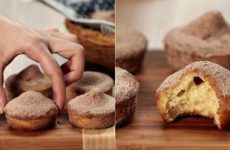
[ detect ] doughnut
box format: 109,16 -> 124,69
66,71 -> 114,100
156,61 -> 230,130
5,64 -> 52,99
67,89 -> 115,129
4,91 -> 58,131
115,67 -> 139,126
65,19 -> 115,68
116,27 -> 147,73
164,10 -> 230,70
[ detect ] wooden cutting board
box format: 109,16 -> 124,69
0,109 -> 116,150
2,51 -> 230,150
116,51 -> 230,150
0,112 -> 83,150
0,68 -> 115,150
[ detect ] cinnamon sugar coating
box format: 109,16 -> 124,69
157,61 -> 230,99
115,67 -> 139,126
116,28 -> 147,73
67,89 -> 115,129
5,64 -> 52,99
156,61 -> 230,129
4,91 -> 58,119
164,10 -> 230,70
68,89 -> 115,116
70,71 -> 114,94
115,67 -> 139,103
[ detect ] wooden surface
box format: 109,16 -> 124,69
0,109 -> 116,150
0,112 -> 83,150
2,51 -> 230,150
116,51 -> 230,150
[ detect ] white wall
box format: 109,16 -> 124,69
116,0 -> 230,50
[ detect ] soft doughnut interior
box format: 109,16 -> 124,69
162,73 -> 220,125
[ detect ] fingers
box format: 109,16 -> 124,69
24,43 -> 66,111
0,51 -> 17,113
44,27 -> 59,32
44,28 -> 78,43
48,38 -> 84,85
0,65 -> 6,114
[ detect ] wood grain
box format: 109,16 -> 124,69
83,127 -> 115,150
116,51 -> 230,150
0,113 -> 83,150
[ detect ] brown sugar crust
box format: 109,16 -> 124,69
156,61 -> 230,130
66,71 -> 114,101
65,19 -> 115,68
115,67 -> 139,126
67,71 -> 114,100
4,91 -> 58,130
67,89 -> 115,129
164,10 -> 230,70
91,10 -> 115,23
66,19 -> 114,46
116,28 -> 147,73
5,64 -> 52,99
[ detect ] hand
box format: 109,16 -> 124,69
0,15 -> 84,113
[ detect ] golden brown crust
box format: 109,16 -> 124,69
116,96 -> 137,127
5,114 -> 56,131
4,91 -> 58,131
116,28 -> 147,73
68,107 -> 115,129
65,19 -> 115,68
67,89 -> 115,129
164,10 -> 230,70
115,67 -> 139,126
65,71 -> 114,101
115,67 -> 139,103
116,50 -> 146,74
156,61 -> 230,130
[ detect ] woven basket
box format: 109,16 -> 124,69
65,19 -> 115,68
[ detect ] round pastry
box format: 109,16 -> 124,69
164,11 -> 230,70
4,91 -> 58,131
116,28 -> 147,73
156,61 -> 230,130
66,71 -> 114,100
91,10 -> 115,23
5,64 -> 52,99
115,67 -> 140,126
65,19 -> 115,68
67,89 -> 115,129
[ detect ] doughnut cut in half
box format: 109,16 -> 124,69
156,61 -> 230,130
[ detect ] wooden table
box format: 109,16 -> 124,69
0,113 -> 83,150
2,51 -> 230,150
117,51 -> 230,150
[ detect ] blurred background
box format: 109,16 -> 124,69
1,0 -> 230,77
117,0 -> 230,50
0,0 -> 114,79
